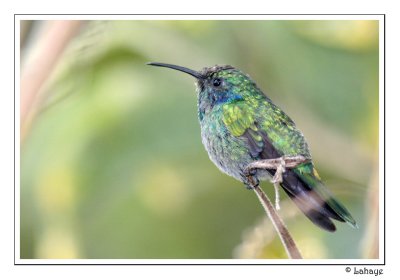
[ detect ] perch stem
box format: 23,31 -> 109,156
253,185 -> 302,259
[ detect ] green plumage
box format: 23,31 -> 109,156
148,62 -> 357,232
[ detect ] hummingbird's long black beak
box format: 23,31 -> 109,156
147,62 -> 205,80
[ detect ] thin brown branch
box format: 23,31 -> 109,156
253,185 -> 302,259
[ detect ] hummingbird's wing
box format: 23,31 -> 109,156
222,100 -> 357,232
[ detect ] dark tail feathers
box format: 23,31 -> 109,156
280,170 -> 357,232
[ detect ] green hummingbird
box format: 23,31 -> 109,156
148,62 -> 357,232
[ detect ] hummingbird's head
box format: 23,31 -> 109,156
148,62 -> 259,120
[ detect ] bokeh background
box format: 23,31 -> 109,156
20,20 -> 379,259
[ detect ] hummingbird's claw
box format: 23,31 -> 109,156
244,174 -> 259,190
271,157 -> 286,185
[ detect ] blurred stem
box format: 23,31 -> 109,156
253,186 -> 302,259
361,156 -> 379,258
20,20 -> 82,142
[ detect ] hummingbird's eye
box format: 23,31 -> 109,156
212,78 -> 222,87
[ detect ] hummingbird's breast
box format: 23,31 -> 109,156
199,107 -> 254,183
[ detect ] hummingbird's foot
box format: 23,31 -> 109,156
271,157 -> 286,185
243,167 -> 259,189
246,155 -> 310,172
244,176 -> 260,189
244,155 -> 310,210
270,158 -> 286,210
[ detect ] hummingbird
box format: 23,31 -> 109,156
148,62 -> 357,232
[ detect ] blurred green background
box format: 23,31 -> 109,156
20,20 -> 379,259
